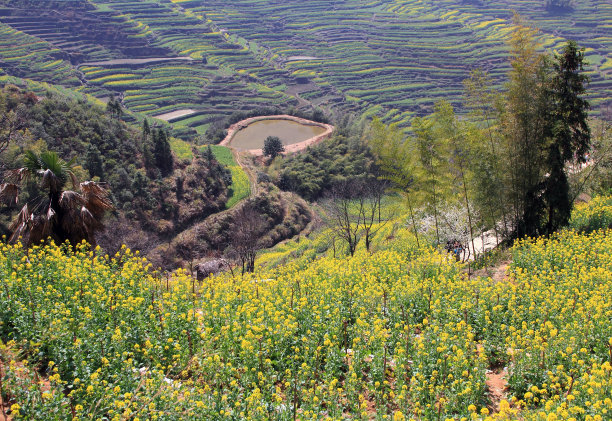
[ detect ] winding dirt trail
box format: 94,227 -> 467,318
487,369 -> 509,413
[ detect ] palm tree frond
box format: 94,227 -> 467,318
39,168 -> 64,194
29,214 -> 54,246
3,168 -> 29,184
9,204 -> 31,243
23,150 -> 42,172
80,181 -> 113,219
35,151 -> 75,192
59,190 -> 85,208
6,150 -> 111,247
68,170 -> 78,189
0,183 -> 19,205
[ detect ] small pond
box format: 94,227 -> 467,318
230,119 -> 327,150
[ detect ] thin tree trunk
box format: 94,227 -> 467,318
482,110 -> 510,237
431,178 -> 440,246
459,165 -> 476,259
406,193 -> 420,248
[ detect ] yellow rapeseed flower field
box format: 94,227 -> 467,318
0,197 -> 611,420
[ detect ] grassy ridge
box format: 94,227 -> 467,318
209,145 -> 250,208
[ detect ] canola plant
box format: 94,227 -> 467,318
0,198 -> 611,420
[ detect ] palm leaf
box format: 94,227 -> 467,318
9,204 -> 31,243
5,150 -> 111,247
59,190 -> 85,208
0,183 -> 19,205
80,181 -> 113,219
28,214 -> 54,246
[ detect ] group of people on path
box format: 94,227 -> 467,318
445,239 -> 464,262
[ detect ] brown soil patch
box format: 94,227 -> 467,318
0,395 -> 11,421
471,260 -> 511,283
491,262 -> 510,283
486,369 -> 508,413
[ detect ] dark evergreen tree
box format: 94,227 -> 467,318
544,40 -> 590,233
153,129 -> 173,176
106,95 -> 123,118
85,144 -> 104,179
551,41 -> 590,163
142,119 -> 150,145
204,145 -> 215,162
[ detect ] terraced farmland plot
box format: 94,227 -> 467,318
0,0 -> 609,135
0,22 -> 80,86
77,0 -> 347,128
178,0 -> 611,118
0,0 -> 329,137
0,0 -> 169,63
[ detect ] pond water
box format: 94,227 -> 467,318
230,119 -> 326,150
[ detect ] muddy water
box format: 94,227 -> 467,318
230,119 -> 326,150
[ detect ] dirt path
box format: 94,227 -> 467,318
486,369 -> 509,413
491,262 -> 510,283
220,115 -> 334,156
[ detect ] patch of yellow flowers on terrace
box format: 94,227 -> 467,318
0,200 -> 611,419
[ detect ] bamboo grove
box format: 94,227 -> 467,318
369,17 -> 595,249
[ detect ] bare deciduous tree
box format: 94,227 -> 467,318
324,180 -> 364,257
226,205 -> 265,274
360,178 -> 393,252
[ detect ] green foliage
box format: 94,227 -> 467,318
169,137 -> 193,162
262,136 -> 284,158
152,129 -> 173,177
208,145 -> 250,209
538,40 -> 590,234
0,86 -> 233,256
225,166 -> 250,209
85,144 -> 104,179
271,135 -> 376,201
105,94 -> 123,118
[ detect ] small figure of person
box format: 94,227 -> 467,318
452,240 -> 463,262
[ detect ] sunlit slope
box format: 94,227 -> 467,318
0,0 -> 309,135
178,0 -> 611,121
1,0 -> 609,131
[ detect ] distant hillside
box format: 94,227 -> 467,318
0,0 -> 608,134
0,84 -> 314,269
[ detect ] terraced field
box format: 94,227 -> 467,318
0,0 -> 609,134
180,0 -> 611,121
